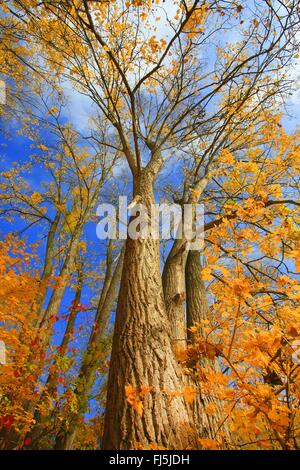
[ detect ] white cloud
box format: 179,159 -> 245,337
288,59 -> 300,105
0,79 -> 6,105
62,81 -> 95,133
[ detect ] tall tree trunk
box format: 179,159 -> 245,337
161,180 -> 209,350
185,250 -> 230,448
38,229 -> 81,330
102,170 -> 195,450
162,238 -> 188,350
186,251 -> 210,341
36,212 -> 61,322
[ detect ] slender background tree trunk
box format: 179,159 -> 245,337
186,251 -> 230,448
55,247 -> 125,450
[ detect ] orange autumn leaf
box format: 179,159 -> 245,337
198,438 -> 219,450
125,385 -> 153,416
183,386 -> 197,404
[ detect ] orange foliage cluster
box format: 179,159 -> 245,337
0,236 -> 41,446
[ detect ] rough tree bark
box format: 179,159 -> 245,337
102,169 -> 196,450
186,251 -> 210,341
162,178 -> 211,350
162,238 -> 188,350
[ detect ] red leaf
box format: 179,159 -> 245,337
2,415 -> 14,431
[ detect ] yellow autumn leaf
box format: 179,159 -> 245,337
189,325 -> 198,333
37,144 -> 48,151
201,266 -> 213,281
205,403 -> 217,415
31,191 -> 43,205
183,386 -> 197,404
